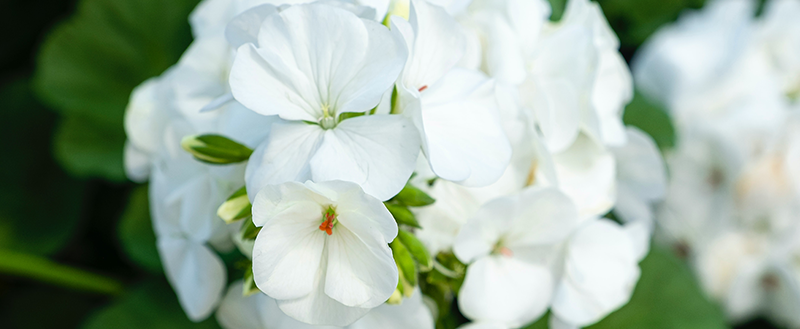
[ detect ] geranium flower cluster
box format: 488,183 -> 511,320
635,0 -> 800,326
123,0 -> 665,328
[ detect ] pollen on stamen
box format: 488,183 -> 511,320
418,85 -> 428,92
498,247 -> 513,257
318,209 -> 336,235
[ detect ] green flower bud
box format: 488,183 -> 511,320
385,203 -> 421,228
180,134 -> 253,164
217,186 -> 251,224
398,230 -> 433,272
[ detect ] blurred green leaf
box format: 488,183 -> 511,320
118,185 -> 162,273
82,280 -> 221,329
598,0 -> 705,48
53,116 -> 127,181
548,0 -> 566,21
392,183 -> 436,207
0,248 -> 123,296
34,0 -> 200,180
385,203 -> 421,228
523,247 -> 727,329
391,239 -> 418,287
623,92 -> 676,151
0,79 -> 86,255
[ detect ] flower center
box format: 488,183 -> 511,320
320,104 -> 337,129
318,206 -> 338,235
491,239 -> 513,257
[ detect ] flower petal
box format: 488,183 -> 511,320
348,287 -> 435,329
310,115 -> 420,201
157,237 -> 226,322
458,256 -> 553,327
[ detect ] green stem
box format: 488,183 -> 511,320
0,248 -> 123,296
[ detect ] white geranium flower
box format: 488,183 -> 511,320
217,281 -> 434,329
550,218 -> 641,328
612,127 -> 666,225
229,3 -> 420,201
250,180 -> 398,326
453,187 -> 579,327
759,0 -> 800,98
392,0 -> 512,187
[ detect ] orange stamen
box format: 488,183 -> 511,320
318,211 -> 336,235
418,85 -> 428,92
499,247 -> 513,257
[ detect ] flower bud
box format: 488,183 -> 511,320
180,134 -> 253,164
398,230 -> 433,272
217,187 -> 251,223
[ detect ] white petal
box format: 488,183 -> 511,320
551,134 -> 617,218
245,122 -> 323,202
310,115 -> 420,201
251,181 -> 330,227
398,0 -> 466,90
458,256 -> 553,327
453,196 -> 516,264
420,69 -> 512,186
551,219 -> 640,326
592,50 -> 633,147
217,281 -> 337,329
613,127 -> 667,204
325,225 -> 398,308
505,187 -> 580,247
277,250 -> 372,326
124,141 -> 151,183
348,287 -> 435,329
332,180 -> 399,243
251,207 -> 326,300
225,4 -> 279,49
157,237 -> 226,322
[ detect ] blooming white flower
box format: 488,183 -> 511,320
216,281 -> 434,329
229,3 -> 420,201
453,187 -> 579,327
392,0 -> 512,187
250,180 -> 398,326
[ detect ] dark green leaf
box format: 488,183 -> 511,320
385,203 -> 421,228
117,185 -> 162,273
53,116 -> 126,181
391,239 -> 418,287
239,219 -> 261,241
241,261 -> 260,297
392,184 -> 436,207
81,280 -> 221,329
338,111 -> 366,121
623,92 -> 676,151
181,134 -> 254,165
398,230 -> 433,271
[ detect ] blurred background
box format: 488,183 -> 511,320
0,0 -> 781,328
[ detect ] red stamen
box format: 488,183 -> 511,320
418,85 -> 428,92
499,247 -> 513,257
318,211 -> 336,235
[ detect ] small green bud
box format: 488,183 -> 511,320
387,288 -> 403,305
385,203 -> 421,228
391,239 -> 417,287
180,134 -> 253,164
242,263 -> 260,296
240,219 -> 261,241
398,230 -> 432,272
393,184 -> 435,207
218,187 -> 251,224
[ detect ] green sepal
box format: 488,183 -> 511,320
217,186 -> 251,224
385,203 -> 421,228
392,184 -> 435,207
398,230 -> 432,272
338,111 -> 365,122
242,261 -> 260,296
180,134 -> 253,164
239,219 -> 261,241
391,239 -> 417,287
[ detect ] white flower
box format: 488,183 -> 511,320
453,187 -> 579,327
612,127 -> 666,225
216,281 -> 435,329
758,0 -> 800,98
250,180 -> 398,326
229,3 -> 420,201
550,218 -> 641,328
392,0 -> 512,186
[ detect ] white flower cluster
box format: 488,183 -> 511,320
635,0 -> 800,326
123,0 -> 665,327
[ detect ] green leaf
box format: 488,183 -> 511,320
0,248 -> 123,296
391,239 -> 418,287
117,185 -> 162,273
82,280 -> 221,329
241,261 -> 260,297
217,186 -> 251,224
623,92 -> 676,151
385,203 -> 421,228
181,134 -> 254,165
34,0 -> 200,181
397,230 -> 433,271
338,111 -> 366,121
392,184 -> 435,207
598,0 -> 705,48
239,219 -> 261,241
0,79 -> 86,255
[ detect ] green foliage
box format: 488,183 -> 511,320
598,0 -> 706,49
217,186 -> 252,224
523,247 -> 727,329
0,79 -> 86,255
385,203 -> 421,228
391,238 -> 418,287
181,134 -> 254,165
398,230 -> 433,271
392,184 -> 436,207
623,92 -> 676,151
34,0 -> 200,181
54,116 -> 127,181
118,185 -> 162,273
81,280 -> 222,329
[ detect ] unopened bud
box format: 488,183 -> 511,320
218,187 -> 251,223
180,134 -> 253,164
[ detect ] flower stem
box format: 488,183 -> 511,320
0,248 -> 123,296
